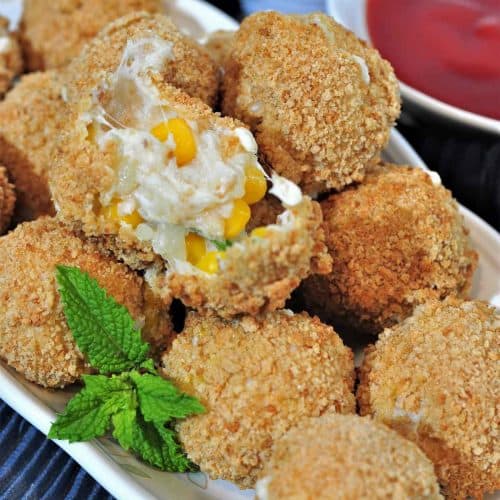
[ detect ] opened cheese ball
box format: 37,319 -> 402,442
301,162 -> 477,335
0,17 -> 23,97
50,36 -> 331,317
162,311 -> 355,488
0,71 -> 65,220
19,0 -> 162,71
0,217 -> 173,388
0,166 -> 15,234
64,12 -> 219,107
222,11 -> 400,195
256,414 -> 442,499
358,298 -> 499,499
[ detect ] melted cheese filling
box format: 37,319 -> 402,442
84,37 -> 303,271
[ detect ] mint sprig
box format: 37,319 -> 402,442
56,266 -> 149,373
209,239 -> 233,251
48,266 -> 204,472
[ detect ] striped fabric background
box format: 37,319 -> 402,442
0,402 -> 112,499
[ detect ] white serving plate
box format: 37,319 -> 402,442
0,1 -> 499,499
326,0 -> 500,136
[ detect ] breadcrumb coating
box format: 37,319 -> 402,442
222,12 -> 400,195
0,166 -> 15,234
151,196 -> 331,318
162,311 -> 355,488
51,65 -> 331,317
301,162 -> 477,335
204,30 -> 234,69
256,413 -> 442,499
0,71 -> 66,220
64,12 -> 219,107
358,298 -> 499,499
0,17 -> 23,97
0,217 -> 173,388
19,0 -> 161,71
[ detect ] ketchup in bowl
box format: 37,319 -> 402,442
367,0 -> 500,120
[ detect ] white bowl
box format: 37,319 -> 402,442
326,0 -> 500,136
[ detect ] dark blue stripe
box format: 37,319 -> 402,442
0,400 -> 114,499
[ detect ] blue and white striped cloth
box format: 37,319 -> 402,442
0,402 -> 112,499
241,0 -> 326,15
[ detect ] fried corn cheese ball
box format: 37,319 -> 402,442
0,71 -> 66,220
19,0 -> 162,71
0,17 -> 23,97
0,166 -> 15,234
256,414 -> 442,499
0,217 -> 173,388
358,298 -> 499,499
301,162 -> 477,335
50,36 -> 331,318
222,12 -> 400,195
64,12 -> 219,107
161,311 -> 355,488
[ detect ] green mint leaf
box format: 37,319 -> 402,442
210,239 -> 233,251
139,359 -> 156,374
56,265 -> 149,373
48,374 -> 132,442
112,408 -> 196,472
130,372 -> 205,423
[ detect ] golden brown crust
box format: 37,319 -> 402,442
0,166 -> 15,234
153,196 -> 331,318
301,162 -> 478,335
258,413 -> 442,499
0,217 -> 173,388
0,71 -> 66,221
222,12 -> 400,194
204,30 -> 234,69
64,12 -> 219,107
0,17 -> 23,97
357,297 -> 499,499
19,0 -> 162,71
162,311 -> 355,488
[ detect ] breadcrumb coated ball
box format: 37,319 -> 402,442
301,162 -> 477,335
256,413 -> 442,499
0,217 -> 173,388
162,311 -> 355,488
0,71 -> 66,220
358,297 -> 499,499
203,30 -> 234,69
64,12 -> 219,107
19,0 -> 162,71
0,166 -> 15,234
0,17 -> 23,97
222,12 -> 400,195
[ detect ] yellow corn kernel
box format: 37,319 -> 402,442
224,199 -> 251,239
101,200 -> 143,229
86,123 -> 96,142
185,233 -> 206,265
243,164 -> 267,205
196,250 -> 226,274
151,118 -> 197,167
250,226 -> 269,238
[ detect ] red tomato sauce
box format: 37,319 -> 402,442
367,0 -> 500,120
